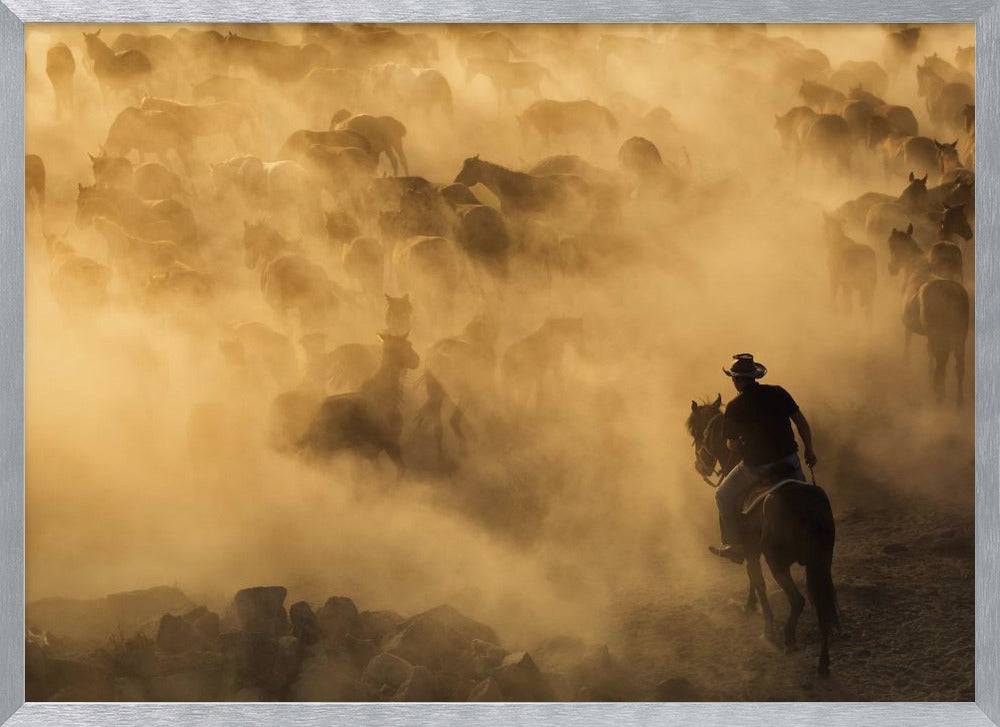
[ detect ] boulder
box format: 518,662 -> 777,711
380,605 -> 497,673
357,609 -> 404,641
219,630 -> 301,696
361,651 -> 414,699
491,651 -> 555,701
183,606 -> 221,642
289,653 -> 367,701
654,676 -> 703,701
394,664 -> 440,701
317,596 -> 360,642
467,676 -> 504,701
289,601 -> 322,646
471,639 -> 507,672
233,586 -> 289,638
156,614 -> 205,655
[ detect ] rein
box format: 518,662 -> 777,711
695,411 -> 724,487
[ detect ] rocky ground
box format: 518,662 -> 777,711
26,585 -> 636,702
25,495 -> 974,703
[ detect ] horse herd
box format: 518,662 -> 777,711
773,28 -> 975,406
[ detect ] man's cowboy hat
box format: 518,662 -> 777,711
723,353 -> 767,379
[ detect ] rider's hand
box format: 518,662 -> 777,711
804,449 -> 818,467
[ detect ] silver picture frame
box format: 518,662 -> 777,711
4,1 -> 998,725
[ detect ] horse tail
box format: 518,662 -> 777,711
803,484 -> 839,633
806,550 -> 840,633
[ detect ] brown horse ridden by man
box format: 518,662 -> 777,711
887,225 -> 969,406
687,398 -> 839,677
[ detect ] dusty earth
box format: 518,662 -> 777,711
613,494 -> 974,701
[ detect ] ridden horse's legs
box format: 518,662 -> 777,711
929,341 -> 947,402
744,565 -> 758,614
746,553 -> 772,635
955,340 -> 966,408
765,556 -> 806,652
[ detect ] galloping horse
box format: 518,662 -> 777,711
687,398 -> 839,676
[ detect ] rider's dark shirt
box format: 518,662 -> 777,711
722,383 -> 800,466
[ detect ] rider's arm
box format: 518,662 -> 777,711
791,410 -> 817,466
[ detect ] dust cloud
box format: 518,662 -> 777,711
25,22 -> 974,655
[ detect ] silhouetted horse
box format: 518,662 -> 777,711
687,399 -> 839,676
45,43 -> 75,119
888,226 -> 969,405
82,29 -> 153,105
298,332 -> 420,472
822,213 -> 876,321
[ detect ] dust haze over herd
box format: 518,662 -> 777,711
25,23 -> 975,700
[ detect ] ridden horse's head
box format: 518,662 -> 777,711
454,155 -> 482,187
687,394 -> 724,477
941,203 -> 973,241
887,224 -> 920,276
378,331 -> 420,370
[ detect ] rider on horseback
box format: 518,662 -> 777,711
709,353 -> 818,564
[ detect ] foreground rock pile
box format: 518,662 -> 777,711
26,585 -> 637,701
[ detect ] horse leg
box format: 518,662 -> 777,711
929,339 -> 947,403
766,556 -> 806,653
955,339 -> 966,408
746,553 -> 773,637
744,564 -> 758,614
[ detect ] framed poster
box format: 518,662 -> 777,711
3,2 -> 999,726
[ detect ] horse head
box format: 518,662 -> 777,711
687,394 -> 723,476
942,204 -> 973,241
378,331 -> 420,370
901,172 -> 928,207
887,224 -> 918,276
454,155 -> 482,186
935,139 -> 962,172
